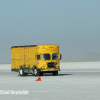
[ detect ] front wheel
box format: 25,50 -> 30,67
52,71 -> 58,76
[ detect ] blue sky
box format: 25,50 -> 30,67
0,0 -> 100,63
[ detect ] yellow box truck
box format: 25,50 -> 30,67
11,44 -> 62,76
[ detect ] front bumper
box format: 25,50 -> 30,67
39,68 -> 60,72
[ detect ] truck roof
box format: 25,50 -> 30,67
11,45 -> 37,48
11,44 -> 58,48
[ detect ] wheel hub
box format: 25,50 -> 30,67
20,69 -> 23,75
34,69 -> 37,75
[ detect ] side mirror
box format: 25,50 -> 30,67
37,55 -> 40,60
59,54 -> 62,60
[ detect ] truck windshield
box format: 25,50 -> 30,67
52,54 -> 58,60
42,54 -> 50,60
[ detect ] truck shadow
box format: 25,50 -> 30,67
43,74 -> 73,76
58,74 -> 73,76
27,73 -> 73,76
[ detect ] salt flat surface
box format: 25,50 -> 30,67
60,62 -> 100,68
0,64 -> 11,70
0,62 -> 100,100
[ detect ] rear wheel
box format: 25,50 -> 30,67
24,73 -> 28,76
40,72 -> 43,76
19,67 -> 25,76
33,68 -> 40,76
52,71 -> 58,76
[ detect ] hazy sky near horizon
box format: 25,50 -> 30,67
0,0 -> 100,63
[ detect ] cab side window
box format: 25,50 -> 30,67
37,55 -> 40,60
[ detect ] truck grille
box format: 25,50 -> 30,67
47,62 -> 55,68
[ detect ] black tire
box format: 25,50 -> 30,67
40,72 -> 43,76
24,73 -> 28,76
33,67 -> 40,76
52,71 -> 58,76
19,67 -> 25,76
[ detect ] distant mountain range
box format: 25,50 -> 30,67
65,52 -> 100,62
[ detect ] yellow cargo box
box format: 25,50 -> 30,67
11,44 -> 62,76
